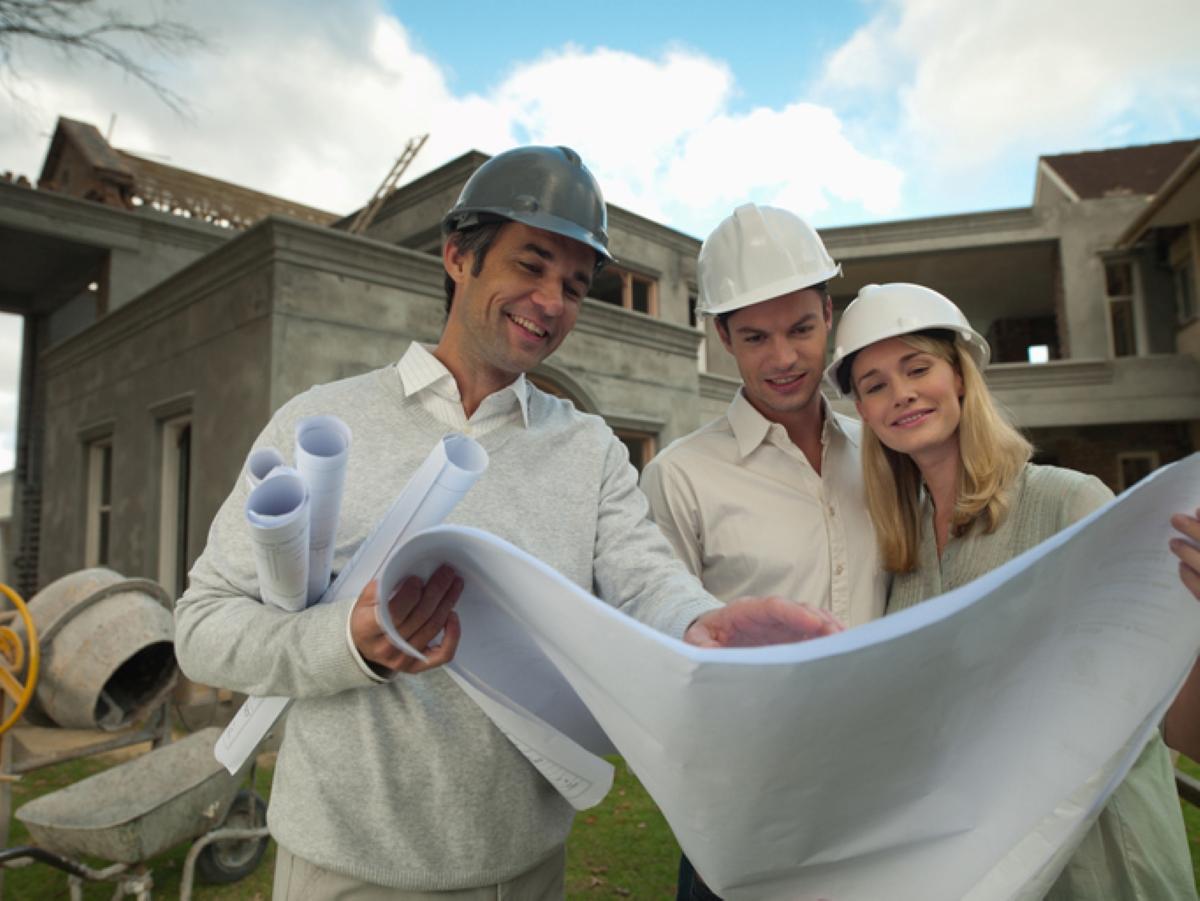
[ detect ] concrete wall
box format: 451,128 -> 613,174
39,226 -> 277,585
556,300 -> 705,445
983,355 -> 1200,428
1043,196 -> 1148,359
266,219 -> 449,406
106,223 -> 224,314
0,183 -> 228,317
698,373 -> 740,425
34,213 -> 717,586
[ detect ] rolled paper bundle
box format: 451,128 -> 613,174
294,415 -> 352,604
244,446 -> 286,490
245,466 -> 310,612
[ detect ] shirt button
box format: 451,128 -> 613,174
828,504 -> 836,516
835,564 -> 844,576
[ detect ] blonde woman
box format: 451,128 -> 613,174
827,282 -> 1200,900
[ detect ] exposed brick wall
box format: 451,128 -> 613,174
1026,421 -> 1195,492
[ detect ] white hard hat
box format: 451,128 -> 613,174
825,283 -> 990,395
697,203 -> 841,317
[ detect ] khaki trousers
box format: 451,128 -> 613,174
272,845 -> 565,901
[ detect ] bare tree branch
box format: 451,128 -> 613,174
0,0 -> 206,114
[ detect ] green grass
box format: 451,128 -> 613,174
8,749 -> 1200,899
565,757 -> 679,899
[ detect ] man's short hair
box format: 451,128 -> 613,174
714,281 -> 830,334
443,220 -> 506,315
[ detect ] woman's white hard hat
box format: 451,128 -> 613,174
697,203 -> 841,318
825,282 -> 991,395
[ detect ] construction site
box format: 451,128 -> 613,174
0,116 -> 1197,896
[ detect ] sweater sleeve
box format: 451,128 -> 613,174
1057,470 -> 1115,530
173,399 -> 377,699
592,433 -> 719,639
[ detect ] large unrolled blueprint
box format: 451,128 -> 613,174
215,433 -> 489,773
376,453 -> 1200,900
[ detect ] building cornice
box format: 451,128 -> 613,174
574,300 -> 703,356
822,207 -> 1048,254
608,207 -> 702,256
41,216 -> 441,375
987,354 -> 1200,427
699,372 -> 740,402
0,181 -> 229,253
267,217 -> 443,296
984,359 -> 1114,389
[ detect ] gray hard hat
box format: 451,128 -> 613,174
442,145 -> 613,264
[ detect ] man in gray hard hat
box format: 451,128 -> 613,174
176,150 -> 839,900
640,202 -> 888,900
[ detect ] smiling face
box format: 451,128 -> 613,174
851,335 -> 965,467
438,221 -> 595,406
717,287 -> 832,428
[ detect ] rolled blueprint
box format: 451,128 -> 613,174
216,433 -> 488,775
295,415 -> 352,604
245,467 -> 310,612
243,447 -> 286,490
326,433 -> 487,613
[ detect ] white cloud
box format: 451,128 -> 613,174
660,103 -> 902,227
819,0 -> 1200,174
1,1 -> 902,233
477,45 -> 903,232
0,0 -> 904,477
0,0 -> 519,213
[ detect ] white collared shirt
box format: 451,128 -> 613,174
641,389 -> 886,628
396,342 -> 529,436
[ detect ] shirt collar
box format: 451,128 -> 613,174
397,342 -> 530,427
726,388 -> 853,458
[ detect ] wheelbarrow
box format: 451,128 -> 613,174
0,726 -> 270,900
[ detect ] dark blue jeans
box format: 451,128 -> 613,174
677,854 -> 723,901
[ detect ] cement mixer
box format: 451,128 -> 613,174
20,568 -> 178,732
0,571 -> 270,898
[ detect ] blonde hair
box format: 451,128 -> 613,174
857,332 -> 1032,573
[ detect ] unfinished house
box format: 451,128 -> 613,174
818,140 -> 1200,488
2,117 -> 1198,597
6,119 -> 708,595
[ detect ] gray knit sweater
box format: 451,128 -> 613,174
174,362 -> 718,890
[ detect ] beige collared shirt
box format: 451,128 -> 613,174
641,389 -> 886,628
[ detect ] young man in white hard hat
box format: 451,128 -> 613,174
176,151 -> 838,900
640,202 -> 887,901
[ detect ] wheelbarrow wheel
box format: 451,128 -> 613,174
196,790 -> 269,884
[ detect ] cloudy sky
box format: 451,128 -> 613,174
1,0 -> 1199,470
